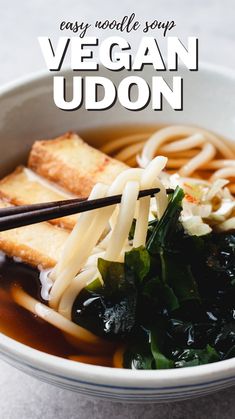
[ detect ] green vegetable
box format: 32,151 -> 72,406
125,246 -> 150,283
223,345 -> 235,360
72,258 -> 137,339
159,282 -> 180,312
160,252 -> 201,304
172,345 -> 220,368
124,343 -> 154,370
142,276 -> 180,312
146,186 -> 200,308
71,184 -> 235,370
151,329 -> 174,369
97,258 -> 126,295
147,186 -> 184,254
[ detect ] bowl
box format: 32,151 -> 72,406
0,63 -> 234,402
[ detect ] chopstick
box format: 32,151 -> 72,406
0,187 -> 173,232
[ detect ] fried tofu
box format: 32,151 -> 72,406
0,132 -> 128,268
28,132 -> 127,196
0,166 -> 78,230
0,201 -> 68,268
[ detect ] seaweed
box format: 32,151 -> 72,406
72,187 -> 235,369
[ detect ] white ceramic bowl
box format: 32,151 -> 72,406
0,64 -> 235,402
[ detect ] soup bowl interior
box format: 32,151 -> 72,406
0,64 -> 235,402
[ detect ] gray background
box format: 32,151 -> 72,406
0,0 -> 234,417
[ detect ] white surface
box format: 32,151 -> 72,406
0,0 -> 234,417
0,363 -> 234,419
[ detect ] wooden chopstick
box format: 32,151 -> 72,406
0,197 -> 86,217
0,187 -> 172,232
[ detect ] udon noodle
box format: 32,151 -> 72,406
10,124 -> 235,367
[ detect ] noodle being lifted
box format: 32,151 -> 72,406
0,125 -> 235,369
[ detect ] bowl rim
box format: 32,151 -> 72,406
0,332 -> 235,387
0,61 -> 235,388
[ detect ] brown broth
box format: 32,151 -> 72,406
80,123 -> 163,148
0,124 -> 157,366
0,123 -> 233,368
0,123 -> 182,367
0,254 -> 87,359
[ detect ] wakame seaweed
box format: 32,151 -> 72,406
72,258 -> 138,339
72,187 -> 235,369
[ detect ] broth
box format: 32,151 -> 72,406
0,124 -> 158,365
0,254 -> 82,358
0,124 -> 234,369
80,123 -> 162,148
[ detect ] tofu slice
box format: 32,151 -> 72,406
0,166 -> 79,230
0,201 -> 68,268
28,132 -> 127,196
